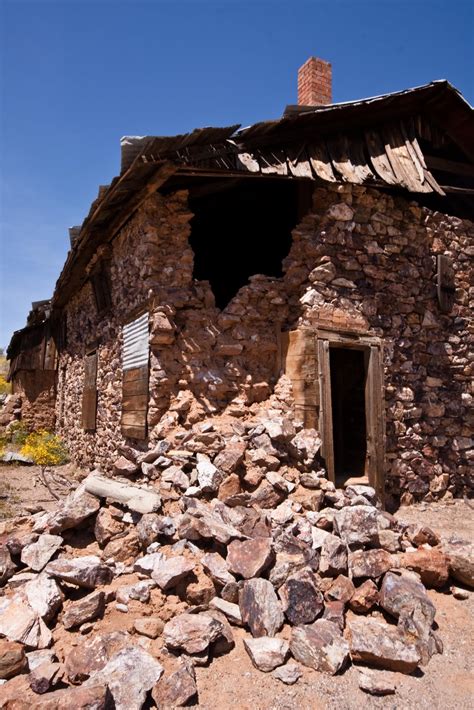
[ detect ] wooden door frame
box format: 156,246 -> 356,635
316,328 -> 385,502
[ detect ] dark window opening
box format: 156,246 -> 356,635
91,261 -> 112,314
330,347 -> 367,484
188,179 -> 310,309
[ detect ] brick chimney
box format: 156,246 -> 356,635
297,56 -> 332,106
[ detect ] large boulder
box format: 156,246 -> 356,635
290,619 -> 349,674
345,617 -> 421,673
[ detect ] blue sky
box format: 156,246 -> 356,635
1,0 -> 473,348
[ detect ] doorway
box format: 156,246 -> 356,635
317,334 -> 385,500
329,348 -> 367,484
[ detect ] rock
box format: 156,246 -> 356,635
261,415 -> 295,442
278,569 -> 324,625
226,538 -> 274,579
319,534 -> 348,577
290,620 -> 349,674
0,547 -> 16,587
29,660 -> 62,694
133,617 -> 164,639
214,441 -> 246,473
133,551 -> 164,576
358,669 -> 396,696
209,598 -> 242,625
196,457 -> 223,492
349,549 -> 395,579
151,555 -> 195,591
162,465 -> 190,490
326,574 -> 355,604
20,535 -> 63,572
201,552 -> 235,586
178,499 -> 243,544
218,473 -> 242,502
0,596 -> 51,649
239,579 -> 284,638
26,650 -> 57,671
137,513 -> 169,548
322,600 -> 345,630
116,580 -> 155,604
379,571 -> 435,644
272,662 -> 302,684
345,617 -> 421,673
451,585 -> 469,600
85,647 -> 163,710
377,529 -> 402,553
94,508 -> 126,547
163,613 -> 225,654
64,631 -> 132,683
152,658 -> 197,707
45,556 -> 113,589
243,636 -> 289,672
62,591 -> 105,630
345,484 -> 377,505
0,640 -> 27,680
333,505 -> 379,547
102,530 -> 140,562
406,525 -> 440,547
24,573 -> 63,622
349,579 -> 379,613
398,548 -> 449,588
289,429 -> 322,464
47,485 -> 100,534
29,683 -> 111,709
202,609 -> 235,655
113,456 -> 139,476
442,540 -> 474,589
183,567 -> 215,605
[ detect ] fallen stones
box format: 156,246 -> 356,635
163,612 -> 225,654
0,547 -> 16,587
358,668 -> 396,696
151,658 -> 197,707
30,683 -> 111,709
319,534 -> 348,577
379,571 -> 435,645
84,647 -> 163,710
345,617 -> 421,673
209,597 -> 242,625
102,530 -> 140,562
290,619 -> 349,674
24,573 -> 63,623
239,578 -> 284,637
47,485 -> 100,534
349,549 -> 395,579
133,617 -> 164,639
226,538 -> 274,579
29,660 -> 63,694
326,574 -> 355,604
94,507 -> 126,547
62,591 -> 105,629
213,441 -> 246,473
45,555 -> 113,589
64,631 -> 132,683
201,551 -> 235,586
278,569 -> 324,625
0,596 -> 51,649
243,636 -> 289,672
272,661 -> 302,684
113,456 -> 139,477
20,534 -> 63,571
0,640 -> 27,680
349,579 -> 379,613
151,555 -> 195,591
398,548 -> 449,588
116,580 -> 155,604
333,505 -> 379,547
443,539 -> 474,588
178,499 -> 243,544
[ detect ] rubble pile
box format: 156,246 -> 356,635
0,426 -> 472,707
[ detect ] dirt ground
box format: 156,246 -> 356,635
0,464 -> 473,709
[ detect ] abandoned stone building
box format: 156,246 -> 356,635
7,58 -> 474,506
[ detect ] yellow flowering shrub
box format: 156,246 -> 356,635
0,375 -> 10,395
21,430 -> 69,466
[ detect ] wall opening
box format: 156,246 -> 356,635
329,347 -> 367,484
188,179 -> 310,309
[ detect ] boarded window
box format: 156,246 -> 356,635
436,255 -> 455,313
121,312 -> 149,440
91,261 -> 112,314
82,350 -> 98,431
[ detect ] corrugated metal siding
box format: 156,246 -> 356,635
122,313 -> 149,371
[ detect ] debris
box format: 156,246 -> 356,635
163,612 -> 225,654
151,658 -> 197,708
84,471 -> 161,514
226,537 -> 274,579
151,555 -> 195,591
62,591 -> 105,629
47,484 -> 100,533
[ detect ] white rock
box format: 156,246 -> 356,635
0,596 -> 52,649
24,573 -> 62,622
20,534 -> 63,571
209,598 -> 242,625
243,636 -> 289,672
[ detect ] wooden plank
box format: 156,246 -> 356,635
258,149 -> 288,175
437,255 -> 455,313
425,155 -> 474,178
346,135 -> 375,182
383,126 -> 432,193
282,329 -> 318,428
123,378 -> 149,396
317,339 -> 335,483
122,394 -> 148,411
82,350 -> 98,431
366,127 -> 399,185
307,142 -> 337,182
121,411 -> 148,426
120,425 -> 148,441
365,345 -> 385,505
326,136 -> 359,183
287,145 -> 313,178
123,366 -> 148,384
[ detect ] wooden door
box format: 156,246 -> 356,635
365,344 -> 385,501
317,338 -> 335,482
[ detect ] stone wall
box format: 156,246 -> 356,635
56,182 -> 473,504
11,370 -> 56,432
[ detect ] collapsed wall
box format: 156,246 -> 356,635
55,182 -> 473,504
